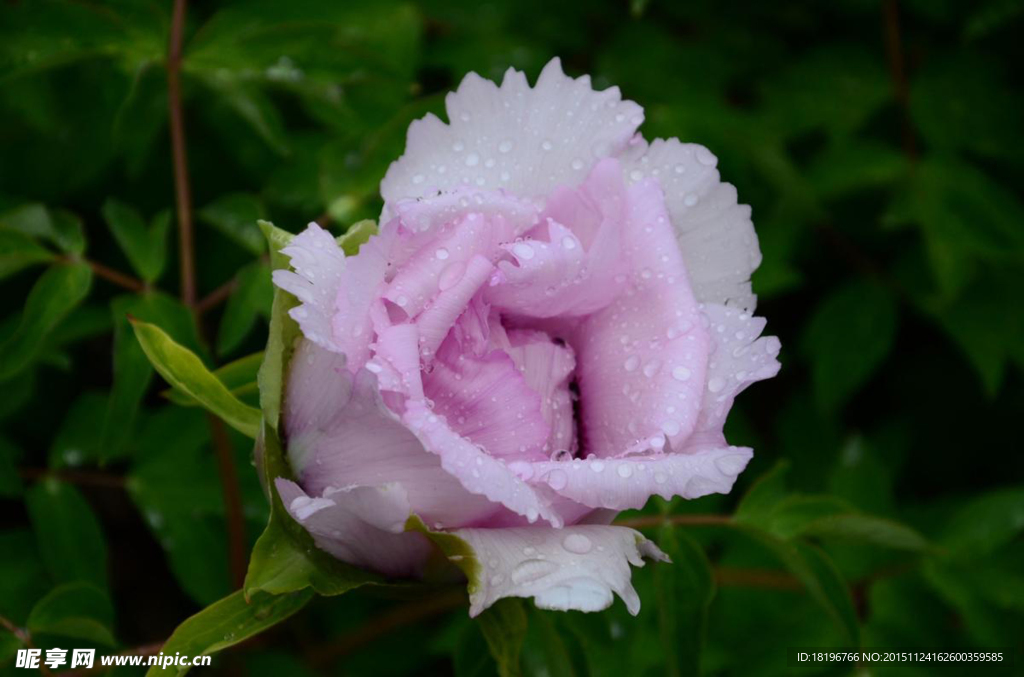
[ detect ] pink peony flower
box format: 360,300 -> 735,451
271,58 -> 780,616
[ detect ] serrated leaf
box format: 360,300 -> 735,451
0,262 -> 92,378
130,319 -> 261,438
25,479 -> 107,589
145,589 -> 313,677
27,583 -> 115,646
802,280 -> 897,411
102,198 -> 169,282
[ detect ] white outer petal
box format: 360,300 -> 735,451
621,138 -> 762,312
271,222 -> 348,352
380,58 -> 643,213
452,525 -> 669,617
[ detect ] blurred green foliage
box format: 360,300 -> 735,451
1,0 -> 1023,675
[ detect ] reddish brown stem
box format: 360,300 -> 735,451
883,0 -> 917,162
80,258 -> 147,292
715,567 -> 802,590
195,278 -> 237,314
208,415 -> 247,589
168,0 -> 196,307
613,514 -> 733,529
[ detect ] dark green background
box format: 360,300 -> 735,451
1,0 -> 1022,675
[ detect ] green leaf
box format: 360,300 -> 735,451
654,525 -> 715,677
900,157 -> 1024,298
761,45 -> 890,138
127,407 -> 233,606
939,487 -> 1024,558
102,293 -> 199,460
476,599 -> 527,677
798,514 -> 931,552
130,319 -> 261,438
745,533 -> 861,645
910,54 -> 1024,162
102,198 -> 169,282
26,583 -> 115,646
0,229 -> 54,279
198,193 -> 267,255
0,530 -> 50,624
734,460 -> 790,523
802,280 -> 898,411
145,589 -> 313,676
0,262 -> 92,378
0,203 -> 84,254
49,392 -> 107,468
218,261 -> 273,357
807,141 -> 909,200
165,352 -> 263,407
256,221 -> 300,432
25,479 -> 107,589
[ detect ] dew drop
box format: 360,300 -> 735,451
562,533 -> 593,554
412,174 -> 425,185
546,469 -> 568,490
624,355 -> 640,372
684,193 -> 699,207
498,139 -> 513,153
672,366 -> 691,381
435,247 -> 450,260
561,235 -> 577,250
643,359 -> 662,378
708,377 -> 726,393
696,147 -> 717,167
512,242 -> 535,260
617,464 -> 634,478
571,157 -> 585,170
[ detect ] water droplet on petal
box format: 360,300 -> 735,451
672,366 -> 691,381
561,236 -> 577,250
507,241 -> 534,261
708,377 -> 726,393
435,247 -> 450,260
617,464 -> 634,478
624,355 -> 640,372
562,533 -> 593,554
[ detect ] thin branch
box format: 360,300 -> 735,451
714,567 -> 802,590
18,467 -> 125,489
613,514 -> 733,530
882,0 -> 917,162
0,616 -> 49,675
195,278 -> 237,314
309,590 -> 466,667
77,258 -> 147,293
208,415 -> 247,589
167,0 -> 195,307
